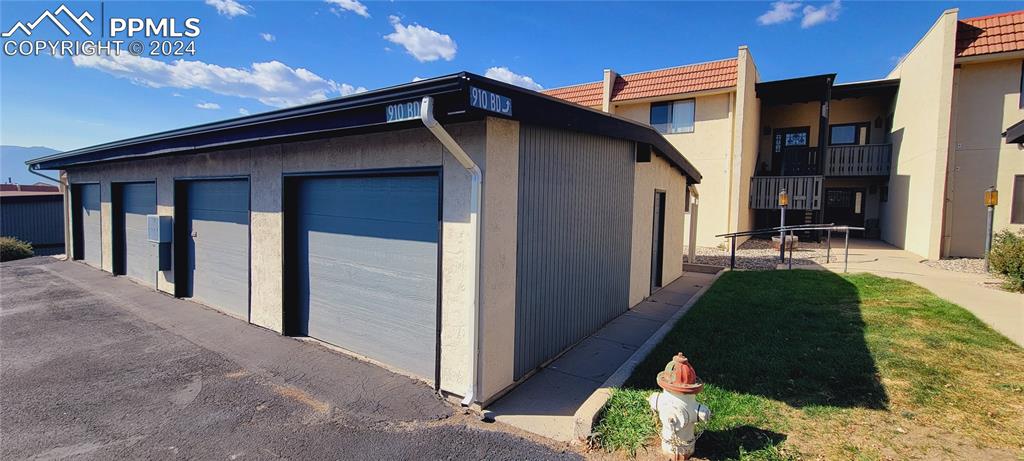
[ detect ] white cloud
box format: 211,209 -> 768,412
326,0 -> 370,18
259,32 -> 276,42
484,67 -> 543,91
71,54 -> 367,108
757,1 -> 801,25
238,108 -> 250,115
196,102 -> 221,110
412,76 -> 425,82
205,0 -> 250,17
384,16 -> 457,62
171,92 -> 183,97
801,0 -> 841,28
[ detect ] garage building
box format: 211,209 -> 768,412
28,73 -> 701,405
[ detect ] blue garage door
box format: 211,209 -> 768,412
120,182 -> 157,287
78,183 -> 102,268
185,179 -> 250,319
295,174 -> 439,380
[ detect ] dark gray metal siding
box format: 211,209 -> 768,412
295,174 -> 439,380
121,182 -> 157,287
0,196 -> 63,251
514,125 -> 635,379
185,179 -> 250,319
79,184 -> 102,267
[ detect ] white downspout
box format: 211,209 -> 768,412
420,96 -> 482,406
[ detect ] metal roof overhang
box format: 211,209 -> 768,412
755,74 -> 835,106
831,78 -> 900,100
1004,118 -> 1024,144
28,72 -> 701,184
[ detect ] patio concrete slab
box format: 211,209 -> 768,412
592,313 -> 663,347
648,289 -> 694,307
487,270 -> 720,442
547,337 -> 637,383
487,369 -> 598,441
627,300 -> 680,322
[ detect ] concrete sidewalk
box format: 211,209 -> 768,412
486,271 -> 717,442
815,239 -> 1023,348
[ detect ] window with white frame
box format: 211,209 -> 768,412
650,99 -> 695,134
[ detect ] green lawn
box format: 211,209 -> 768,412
593,270 -> 1024,460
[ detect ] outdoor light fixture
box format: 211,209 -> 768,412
778,189 -> 788,261
985,186 -> 999,207
984,186 -> 998,272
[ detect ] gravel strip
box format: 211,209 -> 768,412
922,257 -> 987,274
684,238 -> 842,270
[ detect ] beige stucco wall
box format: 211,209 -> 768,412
64,121 -> 515,400
478,117 -> 520,400
732,47 -> 761,236
882,9 -> 958,259
616,91 -> 735,248
945,58 -> 1024,256
629,153 -> 687,306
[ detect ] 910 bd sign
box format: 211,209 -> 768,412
385,100 -> 420,123
470,87 -> 511,116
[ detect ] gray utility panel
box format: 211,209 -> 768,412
183,179 -> 250,319
118,182 -> 158,287
76,183 -> 102,267
294,174 -> 439,380
514,125 -> 636,379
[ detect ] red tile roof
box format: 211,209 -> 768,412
956,10 -> 1024,58
543,81 -> 603,108
544,58 -> 738,107
611,58 -> 738,102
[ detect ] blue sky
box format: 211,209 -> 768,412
1,0 -> 1020,152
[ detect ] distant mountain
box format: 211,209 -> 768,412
0,145 -> 60,185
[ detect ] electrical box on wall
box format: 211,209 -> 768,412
147,215 -> 173,271
147,215 -> 172,243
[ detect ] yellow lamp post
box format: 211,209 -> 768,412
778,188 -> 789,261
984,186 -> 998,272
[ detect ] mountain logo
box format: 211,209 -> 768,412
2,4 -> 94,38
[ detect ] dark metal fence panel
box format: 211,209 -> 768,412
514,125 -> 635,380
1,195 -> 64,248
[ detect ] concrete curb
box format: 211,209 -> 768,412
571,269 -> 727,442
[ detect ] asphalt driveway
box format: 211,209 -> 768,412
0,257 -> 579,460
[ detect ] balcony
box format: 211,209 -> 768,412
749,175 -> 823,210
771,144 -> 892,177
824,144 -> 892,177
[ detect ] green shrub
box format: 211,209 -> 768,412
0,236 -> 34,262
989,229 -> 1024,292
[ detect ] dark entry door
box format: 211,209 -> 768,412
651,191 -> 666,293
823,188 -> 865,236
771,127 -> 814,175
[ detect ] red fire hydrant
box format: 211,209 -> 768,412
648,353 -> 711,459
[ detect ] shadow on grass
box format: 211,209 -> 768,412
625,270 -> 888,410
694,426 -> 787,461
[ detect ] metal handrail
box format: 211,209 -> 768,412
710,224 -> 864,272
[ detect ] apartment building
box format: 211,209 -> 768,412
546,8 -> 1024,259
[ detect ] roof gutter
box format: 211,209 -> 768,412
420,96 -> 482,407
